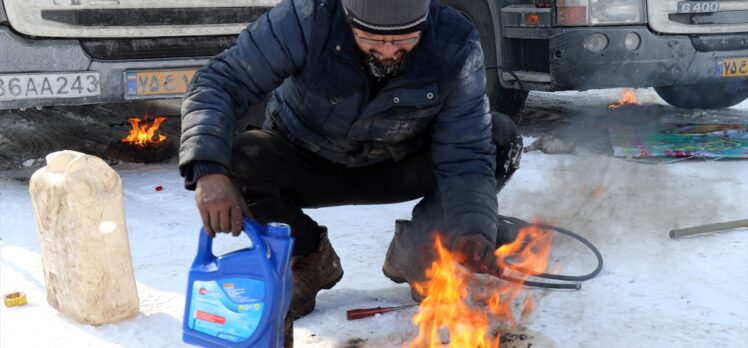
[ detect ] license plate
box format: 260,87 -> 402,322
677,1 -> 720,13
0,72 -> 100,101
125,69 -> 197,98
718,57 -> 748,77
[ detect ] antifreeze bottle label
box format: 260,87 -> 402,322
188,278 -> 265,342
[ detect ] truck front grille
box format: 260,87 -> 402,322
669,10 -> 748,26
690,33 -> 748,51
81,35 -> 238,60
41,7 -> 271,27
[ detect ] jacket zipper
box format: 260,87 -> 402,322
328,47 -> 370,107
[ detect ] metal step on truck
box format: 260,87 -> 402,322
1,0 -> 747,115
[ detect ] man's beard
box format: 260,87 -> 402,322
362,51 -> 411,81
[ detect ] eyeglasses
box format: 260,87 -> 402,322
353,32 -> 420,48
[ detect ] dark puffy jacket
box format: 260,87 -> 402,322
180,0 -> 498,242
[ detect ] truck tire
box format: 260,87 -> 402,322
654,81 -> 748,109
442,0 -> 528,121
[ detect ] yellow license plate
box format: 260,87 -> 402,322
125,68 -> 197,98
719,57 -> 748,78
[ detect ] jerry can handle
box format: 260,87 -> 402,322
195,217 -> 268,264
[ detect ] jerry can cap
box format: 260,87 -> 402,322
266,222 -> 291,238
3,291 -> 27,307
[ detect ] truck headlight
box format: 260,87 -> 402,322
590,0 -> 645,24
558,0 -> 646,26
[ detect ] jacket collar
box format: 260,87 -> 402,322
328,3 -> 363,63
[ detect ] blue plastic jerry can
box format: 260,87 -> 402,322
183,218 -> 294,347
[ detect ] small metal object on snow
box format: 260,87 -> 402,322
3,291 -> 27,307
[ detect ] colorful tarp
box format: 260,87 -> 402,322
609,123 -> 748,159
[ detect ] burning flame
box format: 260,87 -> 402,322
608,88 -> 640,109
122,116 -> 167,147
408,224 -> 553,348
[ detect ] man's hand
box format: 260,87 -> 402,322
195,174 -> 251,237
450,234 -> 501,277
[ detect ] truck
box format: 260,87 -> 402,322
444,0 -> 748,116
2,0 -> 747,116
0,0 -> 274,110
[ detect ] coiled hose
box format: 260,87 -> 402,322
496,216 -> 604,290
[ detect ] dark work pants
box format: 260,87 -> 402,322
229,112 -> 522,256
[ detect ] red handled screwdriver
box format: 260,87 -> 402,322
346,304 -> 418,320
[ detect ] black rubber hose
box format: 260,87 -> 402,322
495,216 -> 604,290
484,65 -> 527,125
499,274 -> 581,290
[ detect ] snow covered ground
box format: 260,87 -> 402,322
1,89 -> 747,347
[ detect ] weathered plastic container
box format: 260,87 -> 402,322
29,150 -> 139,325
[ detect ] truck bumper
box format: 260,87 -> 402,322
0,26 -> 211,110
549,26 -> 748,91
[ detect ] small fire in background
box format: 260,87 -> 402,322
408,224 -> 553,348
122,116 -> 168,147
608,88 -> 641,109
106,115 -> 176,163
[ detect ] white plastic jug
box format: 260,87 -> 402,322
29,150 -> 139,325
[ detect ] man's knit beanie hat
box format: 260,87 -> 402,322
342,0 -> 430,35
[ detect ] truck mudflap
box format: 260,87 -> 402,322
549,26 -> 748,91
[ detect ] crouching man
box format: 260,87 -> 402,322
179,0 -> 522,333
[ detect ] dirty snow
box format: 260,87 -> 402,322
1,88 -> 747,347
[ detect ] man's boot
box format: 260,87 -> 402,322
382,219 -> 429,302
289,227 -> 343,319
284,312 -> 293,348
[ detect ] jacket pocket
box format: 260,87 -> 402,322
387,83 -> 439,108
303,80 -> 363,134
269,96 -> 329,153
369,113 -> 435,142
